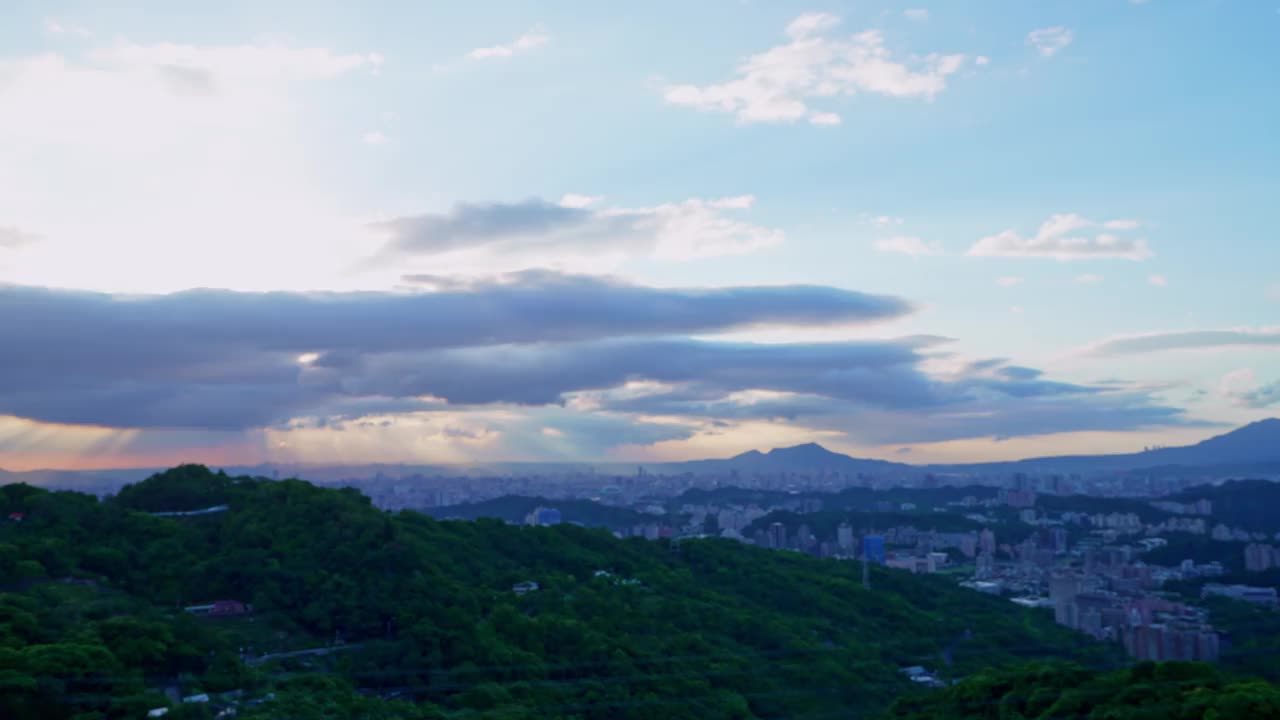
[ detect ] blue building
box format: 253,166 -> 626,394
863,535 -> 885,565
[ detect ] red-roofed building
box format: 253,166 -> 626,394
7,512 -> 24,522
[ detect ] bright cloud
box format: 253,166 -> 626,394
468,27 -> 550,59
904,9 -> 930,21
1149,274 -> 1168,287
362,130 -> 388,146
662,12 -> 968,126
997,276 -> 1024,287
968,214 -> 1152,261
1219,369 -> 1280,408
874,236 -> 942,256
0,226 -> 40,248
0,40 -> 383,294
44,18 -> 92,38
559,193 -> 601,209
1027,27 -> 1074,57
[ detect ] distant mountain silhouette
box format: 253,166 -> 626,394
659,419 -> 1280,477
927,418 -> 1280,474
667,441 -> 912,476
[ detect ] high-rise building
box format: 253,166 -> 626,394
837,523 -> 855,552
1049,573 -> 1082,627
1050,527 -> 1069,554
979,528 -> 996,556
975,551 -> 994,579
768,522 -> 787,550
1245,543 -> 1276,573
525,507 -> 563,526
863,534 -> 885,565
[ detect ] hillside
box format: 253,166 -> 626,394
929,419 -> 1280,475
657,442 -> 914,477
886,662 -> 1280,719
0,465 -> 1121,720
1169,479 -> 1280,534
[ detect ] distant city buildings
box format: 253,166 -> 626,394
1245,543 -> 1280,572
1202,584 -> 1279,606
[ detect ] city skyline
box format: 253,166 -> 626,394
2,1 -> 1279,470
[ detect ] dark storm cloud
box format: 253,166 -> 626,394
0,274 -> 911,429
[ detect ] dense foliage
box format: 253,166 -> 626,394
0,465 -> 1129,719
15,467 -> 1276,718
1170,479 -> 1280,534
1142,535 -> 1247,572
886,661 -> 1280,719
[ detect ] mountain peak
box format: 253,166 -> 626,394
1199,418 -> 1280,444
768,442 -> 834,457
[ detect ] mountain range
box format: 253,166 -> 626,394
3,419 -> 1278,488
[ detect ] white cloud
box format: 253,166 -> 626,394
1267,283 -> 1280,302
468,27 -> 550,60
997,276 -> 1024,287
968,214 -> 1152,261
861,214 -> 904,227
904,9 -> 930,21
559,193 -> 601,209
1075,274 -> 1104,285
809,112 -> 842,126
786,12 -> 842,39
874,236 -> 942,256
1148,274 -> 1168,287
362,130 -> 388,146
1219,369 -> 1280,408
663,13 -> 968,126
89,42 -> 380,82
0,226 -> 41,248
1027,27 -> 1074,57
44,18 -> 92,38
0,40 -> 382,293
975,55 -> 991,66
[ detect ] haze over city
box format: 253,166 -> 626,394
2,0 -> 1278,472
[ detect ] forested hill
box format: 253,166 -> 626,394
1170,479 -> 1280,534
3,465 -> 1119,719
886,662 -> 1280,719
422,495 -> 655,531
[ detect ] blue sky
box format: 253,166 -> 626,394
1,0 -> 1277,469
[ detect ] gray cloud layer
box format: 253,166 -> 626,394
1090,329 -> 1280,356
0,273 -> 1203,448
0,274 -> 909,429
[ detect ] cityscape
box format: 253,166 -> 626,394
4,0 -> 1280,717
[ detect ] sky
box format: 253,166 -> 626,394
1,0 -> 1278,471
